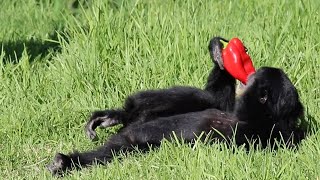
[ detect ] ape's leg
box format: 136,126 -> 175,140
47,133 -> 139,176
48,108 -> 237,176
85,86 -> 215,140
48,121 -> 167,177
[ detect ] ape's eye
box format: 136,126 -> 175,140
259,89 -> 268,104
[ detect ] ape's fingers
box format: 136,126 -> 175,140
208,37 -> 229,70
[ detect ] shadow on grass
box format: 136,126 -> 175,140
304,113 -> 320,134
1,0 -> 94,63
0,30 -> 65,63
0,0 -> 125,64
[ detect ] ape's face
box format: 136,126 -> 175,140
238,67 -> 303,129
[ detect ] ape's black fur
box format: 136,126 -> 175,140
47,37 -> 305,176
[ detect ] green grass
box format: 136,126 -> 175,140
0,0 -> 319,179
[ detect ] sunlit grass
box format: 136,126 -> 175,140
0,0 -> 319,179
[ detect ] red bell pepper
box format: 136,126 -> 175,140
222,38 -> 255,84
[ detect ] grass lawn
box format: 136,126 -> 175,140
0,0 -> 319,179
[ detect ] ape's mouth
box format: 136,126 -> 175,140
246,72 -> 256,86
236,73 -> 256,97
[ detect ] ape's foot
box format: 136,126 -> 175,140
47,153 -> 72,177
85,110 -> 122,140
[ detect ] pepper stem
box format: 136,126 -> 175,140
220,40 -> 229,49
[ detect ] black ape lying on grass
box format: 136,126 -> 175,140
47,37 -> 306,176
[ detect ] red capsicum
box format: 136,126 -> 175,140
222,38 -> 255,84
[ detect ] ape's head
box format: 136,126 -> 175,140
235,67 -> 304,137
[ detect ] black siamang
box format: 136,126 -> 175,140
47,37 -> 305,176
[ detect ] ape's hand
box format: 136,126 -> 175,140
209,36 -> 255,84
208,37 -> 229,70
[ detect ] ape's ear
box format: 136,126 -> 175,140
259,89 -> 268,104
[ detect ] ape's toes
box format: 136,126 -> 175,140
85,115 -> 120,141
47,153 -> 72,176
86,129 -> 98,141
47,163 -> 63,176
